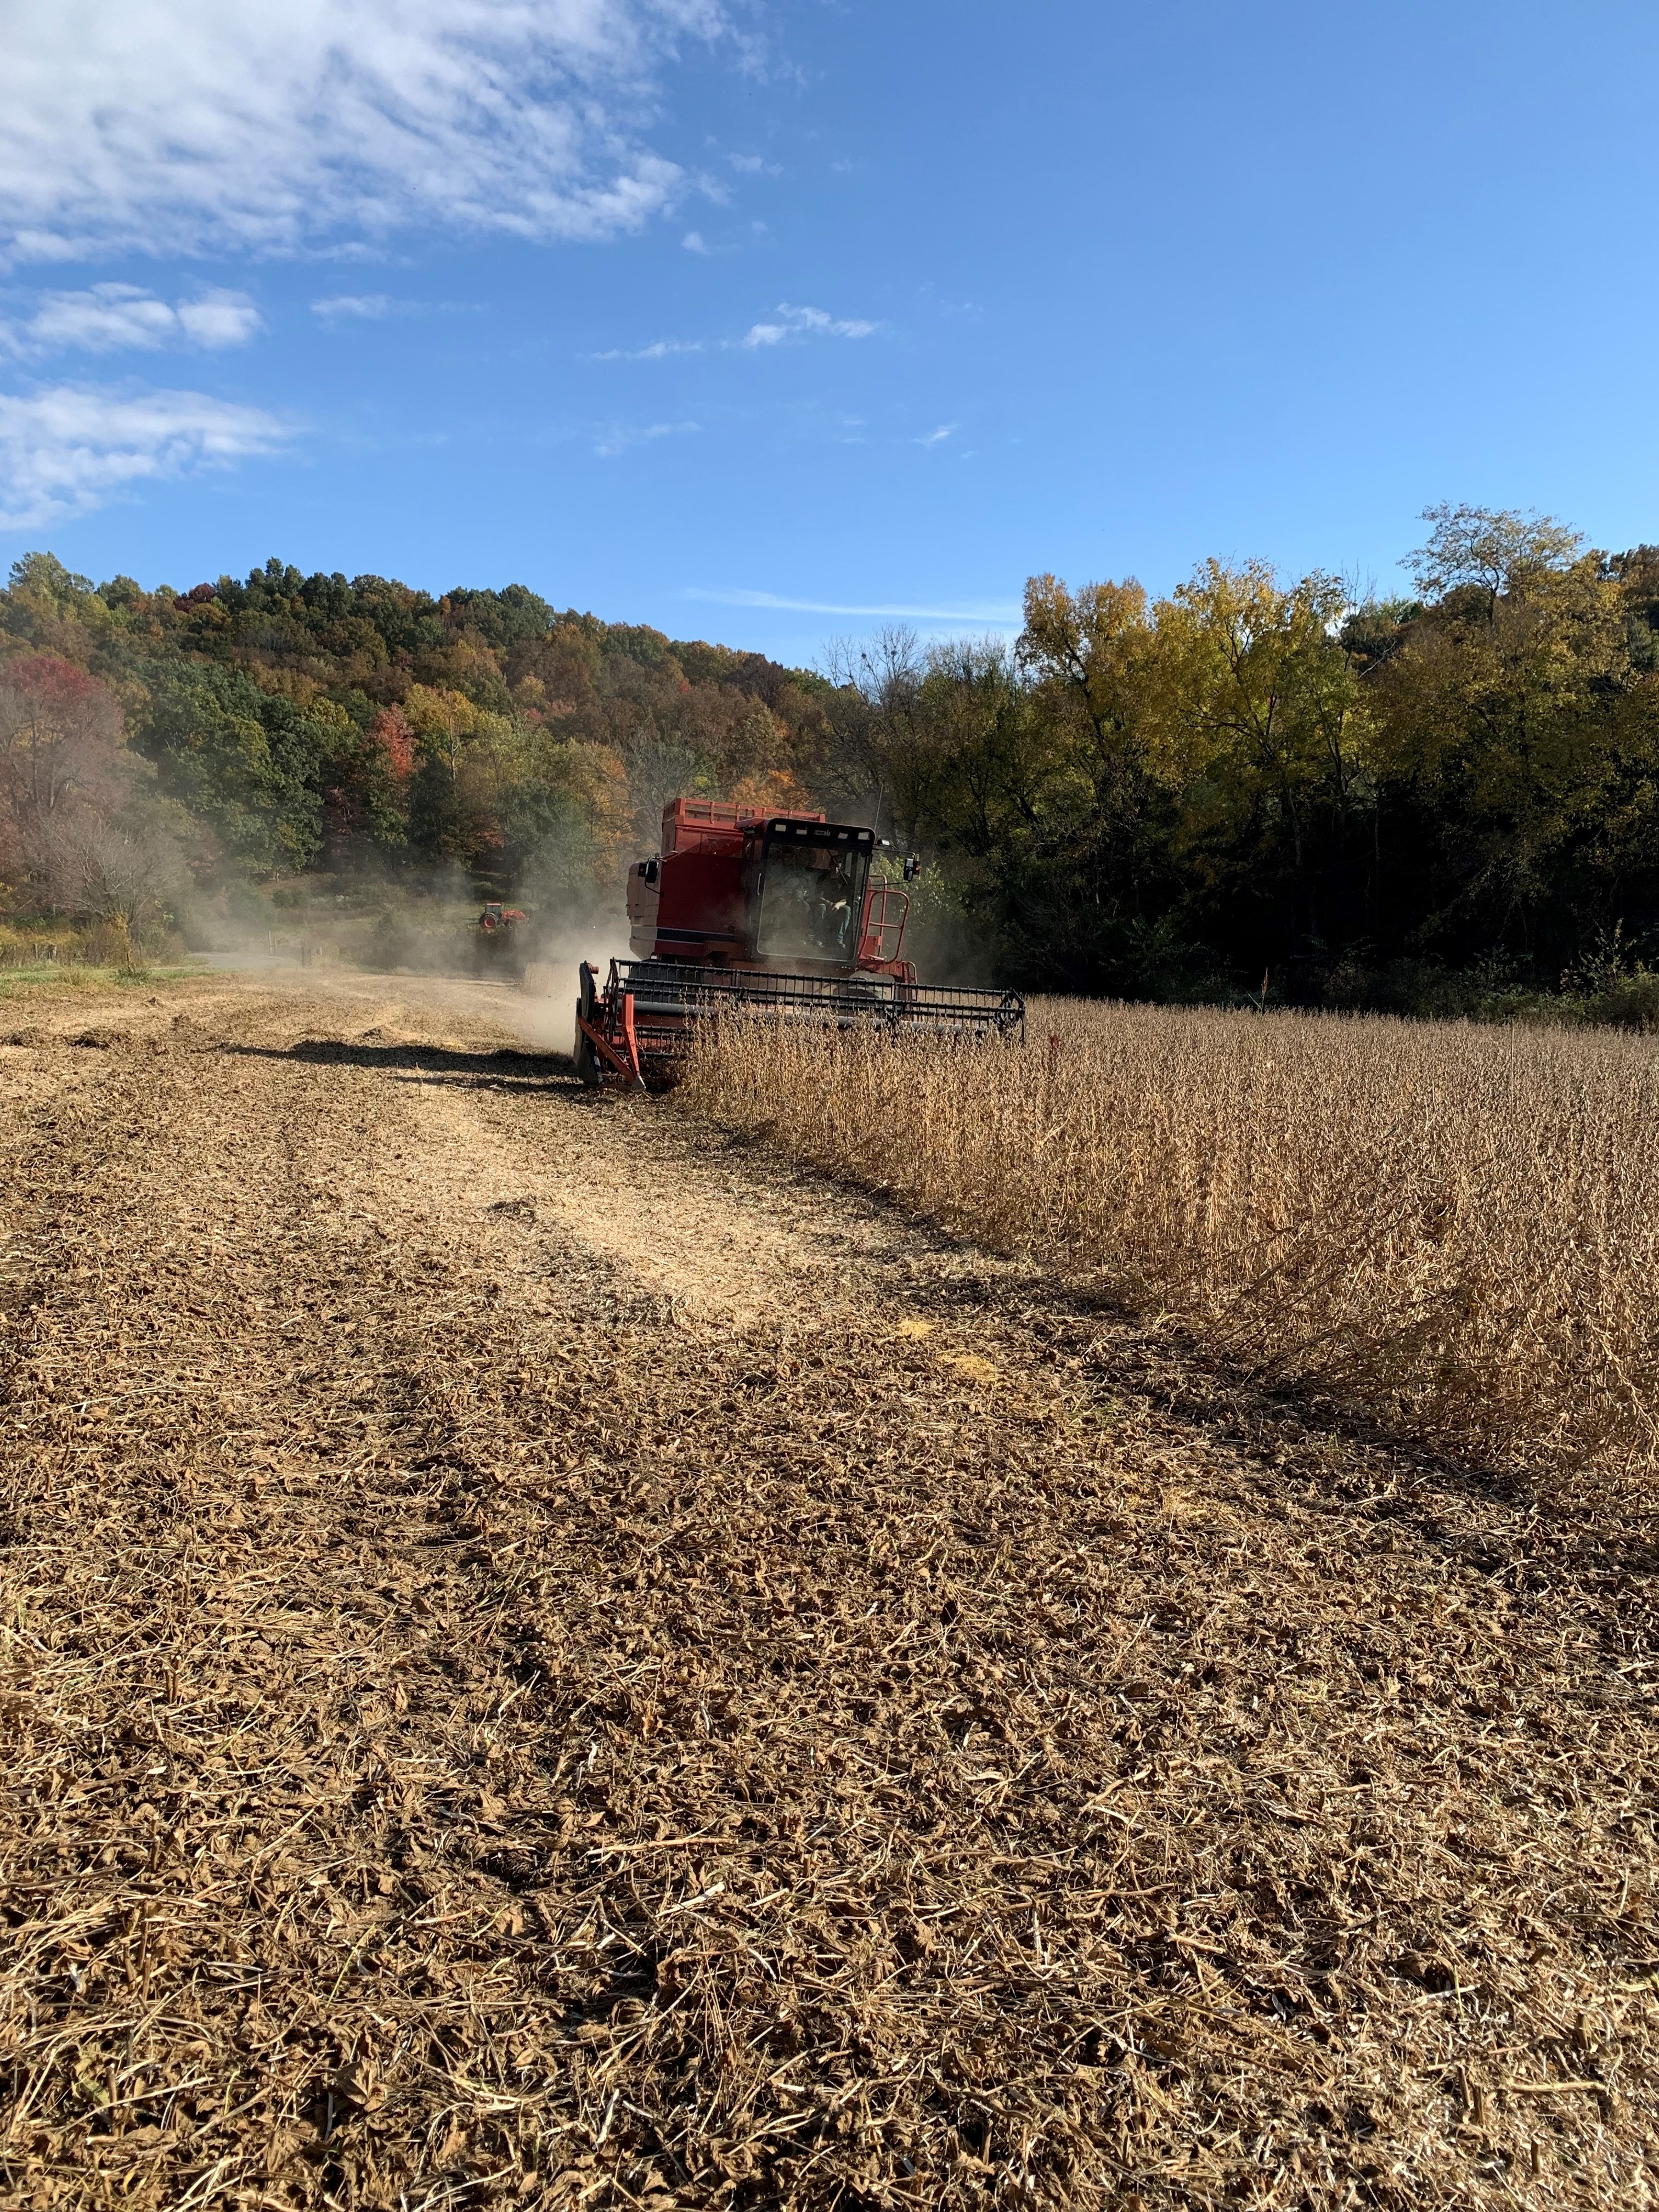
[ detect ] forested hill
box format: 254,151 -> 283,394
4,507 -> 1659,1012
0,552 -> 839,886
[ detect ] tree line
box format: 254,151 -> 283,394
3,506 -> 1657,1009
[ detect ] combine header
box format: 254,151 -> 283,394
574,797 -> 1024,1087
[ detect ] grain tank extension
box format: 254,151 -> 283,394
574,797 -> 1024,1087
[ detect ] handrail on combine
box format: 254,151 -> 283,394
859,882 -> 910,967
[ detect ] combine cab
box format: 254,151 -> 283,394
574,797 -> 1023,1088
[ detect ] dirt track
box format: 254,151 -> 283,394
2,974 -> 1656,2209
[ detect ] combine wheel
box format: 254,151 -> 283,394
573,961 -> 602,1087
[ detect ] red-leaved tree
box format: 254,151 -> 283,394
0,654 -> 127,826
369,704 -> 415,782
0,654 -> 180,926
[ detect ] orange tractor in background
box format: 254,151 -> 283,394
476,901 -> 527,958
574,797 -> 1024,1087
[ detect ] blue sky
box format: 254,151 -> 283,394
2,0 -> 1656,667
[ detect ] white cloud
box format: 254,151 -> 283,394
4,284 -> 263,356
916,422 -> 957,447
0,0 -> 735,259
681,230 -> 710,254
176,293 -> 265,347
591,334 -> 704,360
312,294 -> 480,322
683,587 -> 1021,625
593,418 -> 700,457
312,294 -> 392,321
727,152 -> 779,175
20,286 -> 173,353
742,304 -> 875,347
0,383 -> 290,527
594,301 -> 878,360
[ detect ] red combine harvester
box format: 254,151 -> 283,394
574,797 -> 1024,1087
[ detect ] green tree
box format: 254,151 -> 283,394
134,664 -> 326,873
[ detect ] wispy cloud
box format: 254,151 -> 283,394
2,284 -> 263,357
592,302 -> 878,361
595,335 -> 706,361
916,422 -> 958,447
727,152 -> 780,175
312,294 -> 391,322
0,382 -> 290,527
682,587 -> 1021,624
681,230 -> 711,255
311,294 -> 478,324
594,418 -> 701,458
0,0 -> 737,259
742,304 -> 875,347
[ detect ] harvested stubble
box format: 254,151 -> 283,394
2,984 -> 1658,2210
681,1001 -> 1659,1477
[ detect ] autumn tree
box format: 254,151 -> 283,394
0,654 -> 126,827
1367,511 -> 1650,956
1406,503 -> 1583,615
0,654 -> 188,928
1014,574 -> 1195,977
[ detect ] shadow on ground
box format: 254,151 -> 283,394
217,1037 -> 580,1090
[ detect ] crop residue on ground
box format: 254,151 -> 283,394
1,975 -> 1655,2209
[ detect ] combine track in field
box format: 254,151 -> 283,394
1,974 -> 1655,2209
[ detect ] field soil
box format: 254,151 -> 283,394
2,973 -> 1655,2209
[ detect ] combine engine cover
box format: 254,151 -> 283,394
578,797 -> 1023,1087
